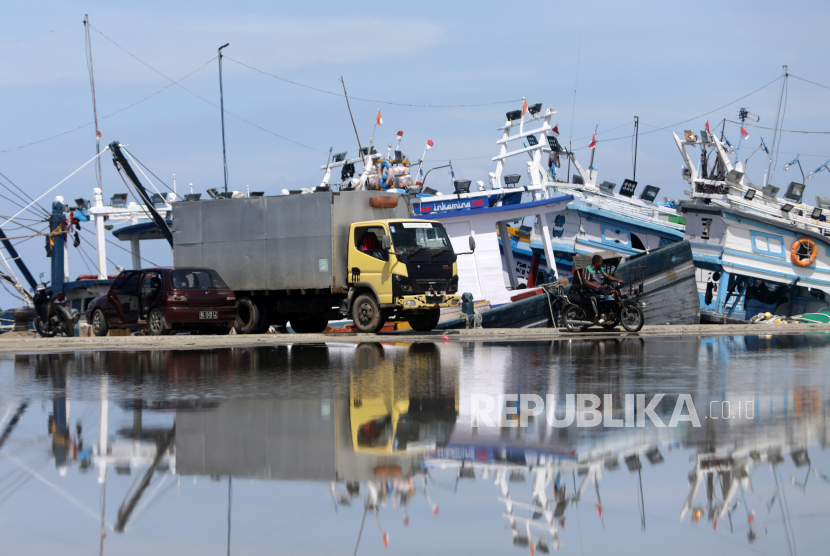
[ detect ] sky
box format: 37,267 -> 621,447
3,0 -> 830,308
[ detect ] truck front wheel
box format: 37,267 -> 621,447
407,309 -> 441,332
352,294 -> 385,333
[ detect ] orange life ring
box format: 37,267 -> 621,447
791,238 -> 818,267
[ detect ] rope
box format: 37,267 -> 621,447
0,57 -> 217,155
725,119 -> 830,135
0,21 -> 80,47
0,149 -> 107,229
790,74 -> 830,91
225,56 -> 522,108
89,25 -> 322,152
122,147 -> 180,200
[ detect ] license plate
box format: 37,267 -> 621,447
199,311 -> 218,320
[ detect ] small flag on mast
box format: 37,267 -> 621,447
376,109 -> 383,125
426,139 -> 434,149
589,134 -> 596,149
397,130 -> 403,138
705,121 -> 710,134
552,124 -> 560,135
522,98 -> 528,115
741,126 -> 749,140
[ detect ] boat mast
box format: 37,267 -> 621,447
766,65 -> 788,186
633,116 -> 639,182
84,15 -> 103,190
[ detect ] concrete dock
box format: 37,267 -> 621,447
2,322 -> 830,354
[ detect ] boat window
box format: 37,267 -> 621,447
554,215 -> 566,227
750,231 -> 785,258
701,218 -> 712,238
631,233 -> 646,251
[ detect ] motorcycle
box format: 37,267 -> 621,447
33,273 -> 78,337
546,251 -> 645,333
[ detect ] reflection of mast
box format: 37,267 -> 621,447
98,375 -> 108,556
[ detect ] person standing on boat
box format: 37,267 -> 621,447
584,255 -> 623,323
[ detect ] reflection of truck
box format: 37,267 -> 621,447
172,191 -> 463,333
350,343 -> 458,453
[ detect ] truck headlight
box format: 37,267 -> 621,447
401,285 -> 412,292
405,300 -> 416,307
451,298 -> 459,305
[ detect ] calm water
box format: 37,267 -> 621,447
1,335 -> 829,555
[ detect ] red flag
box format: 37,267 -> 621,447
376,109 -> 383,125
705,121 -> 710,134
426,139 -> 433,149
552,123 -> 560,135
589,134 -> 596,149
522,98 -> 528,115
96,130 -> 102,138
741,126 -> 749,140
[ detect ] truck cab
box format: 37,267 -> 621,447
347,219 -> 461,332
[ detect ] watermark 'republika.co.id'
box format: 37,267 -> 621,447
470,394 -> 755,428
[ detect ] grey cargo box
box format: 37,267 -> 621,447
172,191 -> 410,292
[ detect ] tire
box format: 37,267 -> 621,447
148,308 -> 170,336
91,309 -> 109,337
33,316 -> 56,338
619,302 -> 644,333
352,293 -> 384,333
563,304 -> 590,332
290,315 -> 329,334
234,297 -> 261,334
252,300 -> 272,334
407,309 -> 441,332
60,310 -> 75,337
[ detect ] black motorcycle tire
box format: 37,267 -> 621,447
60,310 -> 75,337
562,303 -> 590,332
33,316 -> 56,338
620,302 -> 644,333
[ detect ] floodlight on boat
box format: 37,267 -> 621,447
645,448 -> 664,465
453,180 -> 471,194
74,198 -> 90,209
781,203 -> 794,213
700,129 -> 710,143
762,184 -> 780,197
599,181 -> 616,194
744,189 -> 756,200
394,150 -> 403,161
572,174 -> 584,185
684,130 -> 697,142
546,134 -> 562,152
150,193 -> 166,206
504,174 -> 521,186
505,110 -> 522,121
360,146 -> 377,156
811,207 -> 822,219
619,179 -> 638,198
206,188 -> 219,199
526,135 -> 538,146
528,103 -> 542,115
422,187 -> 438,195
184,193 -> 201,201
314,186 -> 329,192
726,169 -> 744,184
640,185 -> 660,203
111,193 -> 128,207
816,195 -> 830,209
784,181 -> 806,203
331,152 -> 347,163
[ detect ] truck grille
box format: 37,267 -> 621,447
413,279 -> 448,293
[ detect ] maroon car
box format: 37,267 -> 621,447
85,267 -> 236,336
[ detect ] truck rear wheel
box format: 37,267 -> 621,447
290,315 -> 329,334
234,297 -> 261,334
352,294 -> 385,333
407,309 -> 441,332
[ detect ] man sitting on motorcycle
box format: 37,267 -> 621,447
582,254 -> 623,324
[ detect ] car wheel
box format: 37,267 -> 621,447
234,297 -> 262,334
351,293 -> 384,333
407,309 -> 441,332
91,309 -> 109,337
148,308 -> 169,336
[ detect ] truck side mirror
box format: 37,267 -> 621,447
468,236 -> 476,251
382,235 -> 392,250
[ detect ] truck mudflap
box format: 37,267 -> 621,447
396,294 -> 461,310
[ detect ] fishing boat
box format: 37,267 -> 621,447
673,125 -> 830,320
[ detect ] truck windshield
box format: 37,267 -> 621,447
389,222 -> 452,255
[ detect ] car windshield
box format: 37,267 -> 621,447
389,222 -> 452,255
170,269 -> 229,290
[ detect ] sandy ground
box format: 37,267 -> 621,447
1,322 -> 830,354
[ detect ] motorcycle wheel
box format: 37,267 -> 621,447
601,316 -> 620,329
563,304 -> 590,332
61,315 -> 75,337
33,316 -> 56,338
619,302 -> 644,333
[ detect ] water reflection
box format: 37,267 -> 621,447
1,335 -> 828,555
